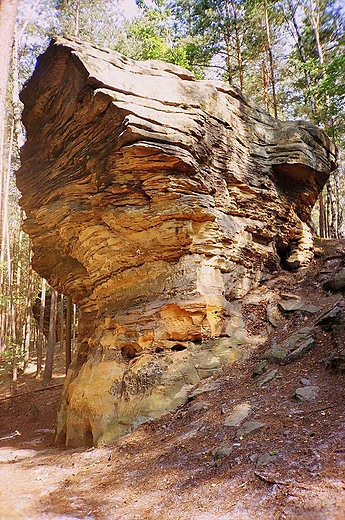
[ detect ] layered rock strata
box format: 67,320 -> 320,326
16,37 -> 337,447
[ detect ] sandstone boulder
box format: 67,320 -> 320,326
16,37 -> 337,447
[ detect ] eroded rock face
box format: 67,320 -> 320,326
16,37 -> 337,447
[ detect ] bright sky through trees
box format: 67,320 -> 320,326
120,0 -> 139,18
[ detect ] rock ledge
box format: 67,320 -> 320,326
16,37 -> 337,446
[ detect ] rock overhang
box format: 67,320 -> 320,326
16,36 -> 337,447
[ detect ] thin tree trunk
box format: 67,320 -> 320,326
42,289 -> 58,386
11,349 -> 18,396
262,54 -> 270,113
23,246 -> 33,371
264,1 -> 278,118
319,190 -> 326,238
15,212 -> 23,342
0,123 -> 14,283
224,0 -> 233,85
17,0 -> 40,42
283,0 -> 316,113
304,0 -> 332,128
9,245 -> 16,346
0,116 -> 14,352
73,303 -> 77,340
74,0 -> 81,37
8,246 -> 17,395
0,0 -> 19,265
0,0 -> 20,184
11,27 -> 25,149
60,293 -> 64,348
0,3 -> 23,358
66,295 -> 72,373
230,0 -> 244,90
326,179 -> 337,238
333,167 -> 344,237
36,278 -> 46,378
307,2 -> 323,65
212,0 -> 233,85
224,35 -> 233,85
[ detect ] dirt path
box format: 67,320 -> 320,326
1,350 -> 345,520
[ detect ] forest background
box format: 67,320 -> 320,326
0,0 -> 344,392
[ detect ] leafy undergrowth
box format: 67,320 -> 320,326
0,239 -> 345,520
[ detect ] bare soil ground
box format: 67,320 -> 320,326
1,239 -> 345,520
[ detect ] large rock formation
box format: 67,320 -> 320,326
16,37 -> 337,447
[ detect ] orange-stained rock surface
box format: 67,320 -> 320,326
16,36 -> 337,447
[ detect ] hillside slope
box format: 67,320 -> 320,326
0,239 -> 345,520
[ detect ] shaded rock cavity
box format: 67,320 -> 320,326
16,37 -> 337,447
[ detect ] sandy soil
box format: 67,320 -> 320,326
1,240 -> 345,520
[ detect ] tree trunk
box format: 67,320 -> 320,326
0,123 -> 14,283
264,2 -> 278,118
17,0 -> 40,42
8,246 -> 17,395
262,54 -> 270,113
11,27 -> 25,149
0,117 -> 14,352
333,167 -> 344,237
318,190 -> 326,238
60,293 -> 64,347
230,0 -> 244,90
224,33 -> 233,85
42,289 -> 58,386
36,278 -> 46,378
66,295 -> 72,373
326,179 -> 337,238
74,0 -> 81,37
15,217 -> 23,341
0,0 -> 18,354
0,0 -> 20,146
23,247 -> 33,371
11,349 -> 18,396
304,0 -> 333,129
73,303 -> 77,340
8,244 -> 16,348
286,0 -> 316,114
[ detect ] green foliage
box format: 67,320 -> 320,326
18,0 -> 126,85
116,0 -> 197,72
122,15 -> 173,62
0,344 -> 24,385
54,0 -> 124,46
168,0 -> 237,79
285,0 -> 345,144
318,54 -> 345,145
